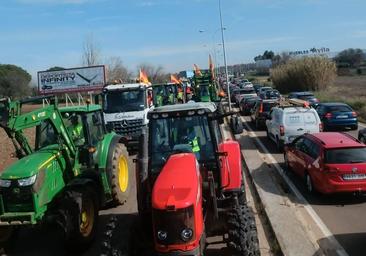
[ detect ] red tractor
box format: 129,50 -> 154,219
135,102 -> 260,255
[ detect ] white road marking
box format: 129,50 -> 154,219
242,119 -> 349,256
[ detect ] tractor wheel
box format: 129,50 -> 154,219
109,143 -> 133,206
64,186 -> 98,251
226,204 -> 260,256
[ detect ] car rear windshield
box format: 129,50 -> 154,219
327,105 -> 352,112
325,147 -> 366,164
240,89 -> 255,94
284,112 -> 318,126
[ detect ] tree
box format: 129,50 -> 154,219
0,64 -> 32,98
82,34 -> 101,66
271,57 -> 336,93
106,57 -> 132,83
137,63 -> 168,83
46,66 -> 65,71
335,48 -> 365,68
254,50 -> 275,61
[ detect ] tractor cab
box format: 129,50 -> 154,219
135,102 -> 259,255
148,103 -> 219,175
152,83 -> 178,107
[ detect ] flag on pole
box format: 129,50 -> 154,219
170,74 -> 180,84
193,64 -> 202,76
209,54 -> 215,79
139,69 -> 150,84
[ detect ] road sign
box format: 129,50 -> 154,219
38,65 -> 106,94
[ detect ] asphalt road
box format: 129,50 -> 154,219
241,114 -> 366,256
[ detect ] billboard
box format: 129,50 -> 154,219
38,65 -> 106,94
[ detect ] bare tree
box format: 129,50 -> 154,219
82,34 -> 101,66
106,57 -> 132,83
137,63 -> 168,83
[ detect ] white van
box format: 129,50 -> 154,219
266,106 -> 322,150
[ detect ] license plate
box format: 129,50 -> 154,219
343,174 -> 366,180
336,115 -> 348,119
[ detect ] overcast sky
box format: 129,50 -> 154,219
1,0 -> 366,78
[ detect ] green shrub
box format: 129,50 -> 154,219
271,57 -> 337,93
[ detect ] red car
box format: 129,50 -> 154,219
284,132 -> 366,194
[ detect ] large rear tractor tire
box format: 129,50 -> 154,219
64,186 -> 99,251
108,143 -> 133,206
226,204 -> 260,256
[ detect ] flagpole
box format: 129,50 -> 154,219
218,0 -> 231,111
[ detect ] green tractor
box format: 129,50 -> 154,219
193,69 -> 219,102
0,96 -> 132,250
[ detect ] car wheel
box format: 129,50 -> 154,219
360,135 -> 366,144
305,173 -> 315,194
276,137 -> 283,152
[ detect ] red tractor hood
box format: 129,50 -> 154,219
152,153 -> 200,210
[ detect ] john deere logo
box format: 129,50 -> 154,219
13,188 -> 20,194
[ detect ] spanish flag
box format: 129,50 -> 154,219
139,69 -> 150,85
209,54 -> 215,79
193,64 -> 202,76
170,74 -> 180,84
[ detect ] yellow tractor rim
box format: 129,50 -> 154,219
118,156 -> 129,192
79,198 -> 94,237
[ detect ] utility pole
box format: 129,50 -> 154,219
218,0 -> 231,110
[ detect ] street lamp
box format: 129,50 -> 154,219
218,0 -> 231,110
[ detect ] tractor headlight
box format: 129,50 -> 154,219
181,228 -> 193,242
18,174 -> 37,187
157,230 -> 168,241
0,179 -> 11,188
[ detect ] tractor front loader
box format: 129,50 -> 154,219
0,96 -> 133,251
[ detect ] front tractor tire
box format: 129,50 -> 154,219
226,204 -> 260,256
109,143 -> 133,206
64,187 -> 98,251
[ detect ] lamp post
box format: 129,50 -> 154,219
218,0 -> 231,110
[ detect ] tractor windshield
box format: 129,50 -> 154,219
35,120 -> 58,150
103,89 -> 145,113
150,115 -> 215,172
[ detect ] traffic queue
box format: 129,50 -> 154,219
230,78 -> 366,195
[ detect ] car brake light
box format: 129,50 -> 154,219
319,123 -> 323,132
280,125 -> 285,136
325,113 -> 332,119
352,111 -> 357,117
259,103 -> 263,113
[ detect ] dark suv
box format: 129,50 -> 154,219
250,99 -> 279,129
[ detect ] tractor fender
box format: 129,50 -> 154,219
97,133 -> 127,169
218,140 -> 243,191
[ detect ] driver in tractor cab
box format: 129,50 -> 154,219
167,88 -> 174,105
186,126 -> 200,160
69,114 -> 84,146
156,89 -> 164,107
177,87 -> 183,103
